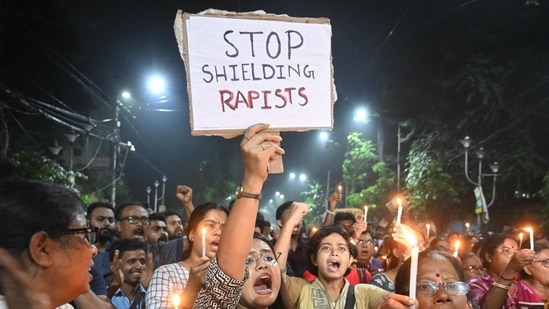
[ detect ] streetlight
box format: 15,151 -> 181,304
154,180 -> 159,213
48,140 -> 63,163
460,136 -> 500,230
161,175 -> 167,206
64,132 -> 79,171
146,186 -> 151,206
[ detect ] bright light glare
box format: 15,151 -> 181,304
319,131 -> 329,141
275,191 -> 280,197
289,172 -> 296,179
354,108 -> 369,123
147,75 -> 166,95
280,194 -> 285,199
299,174 -> 307,182
121,91 -> 131,99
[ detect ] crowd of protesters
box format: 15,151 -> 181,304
1,123 -> 548,309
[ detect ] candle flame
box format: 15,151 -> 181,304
403,226 -> 417,247
524,227 -> 533,232
519,232 -> 523,239
202,227 -> 207,235
337,185 -> 343,193
172,293 -> 181,308
455,240 -> 460,250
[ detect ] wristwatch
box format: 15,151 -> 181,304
235,185 -> 262,200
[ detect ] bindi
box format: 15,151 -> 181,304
435,273 -> 441,277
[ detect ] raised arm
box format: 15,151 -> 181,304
274,202 -> 309,271
322,191 -> 341,226
217,123 -> 285,280
176,185 -> 194,219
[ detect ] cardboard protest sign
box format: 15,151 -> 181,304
174,9 -> 336,137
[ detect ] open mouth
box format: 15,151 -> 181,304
253,274 -> 273,295
328,260 -> 340,272
211,241 -> 219,252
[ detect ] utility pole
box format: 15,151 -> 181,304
111,103 -> 120,206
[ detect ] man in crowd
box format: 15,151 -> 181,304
87,202 -> 116,252
275,201 -> 309,277
161,210 -> 184,240
108,239 -> 149,309
145,213 -> 168,244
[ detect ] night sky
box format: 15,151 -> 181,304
2,0 -> 548,222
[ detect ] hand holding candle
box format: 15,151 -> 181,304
201,227 -> 207,257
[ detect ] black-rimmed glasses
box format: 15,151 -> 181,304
62,227 -> 97,244
533,259 -> 549,268
119,216 -> 150,225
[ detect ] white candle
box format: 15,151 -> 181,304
409,245 -> 419,303
396,198 -> 403,225
465,222 -> 470,232
454,240 -> 460,257
518,233 -> 523,249
426,224 -> 430,241
525,227 -> 534,250
338,185 -> 343,194
201,227 -> 207,257
363,205 -> 368,223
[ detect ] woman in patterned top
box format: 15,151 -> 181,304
145,203 -> 229,309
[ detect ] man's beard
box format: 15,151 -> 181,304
97,228 -> 115,242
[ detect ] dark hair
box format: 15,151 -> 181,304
275,201 -> 295,221
161,210 -> 182,220
149,213 -> 166,222
182,202 -> 229,260
114,202 -> 146,220
334,212 -> 356,224
394,249 -> 464,296
109,238 -> 148,262
306,225 -> 353,277
87,202 -> 114,220
380,236 -> 407,271
479,233 -> 517,269
251,232 -> 288,309
0,179 -> 86,258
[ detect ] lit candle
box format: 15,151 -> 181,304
396,198 -> 403,225
426,224 -> 431,240
465,222 -> 470,232
518,232 -> 523,249
363,205 -> 368,223
172,293 -> 180,309
454,240 -> 460,257
201,227 -> 207,257
337,185 -> 343,194
524,227 -> 534,250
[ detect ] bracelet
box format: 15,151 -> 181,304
493,282 -> 511,290
235,185 -> 262,200
326,209 -> 335,215
499,272 -> 515,281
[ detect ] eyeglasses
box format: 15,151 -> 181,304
464,265 -> 486,273
416,282 -> 469,297
245,252 -> 280,267
62,227 -> 97,244
357,239 -> 373,247
533,259 -> 549,268
119,216 -> 150,225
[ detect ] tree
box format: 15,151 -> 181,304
342,132 -> 397,211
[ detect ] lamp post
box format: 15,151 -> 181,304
48,140 -> 63,163
460,136 -> 500,230
146,186 -> 151,206
64,132 -> 79,171
161,175 -> 167,206
154,180 -> 159,213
